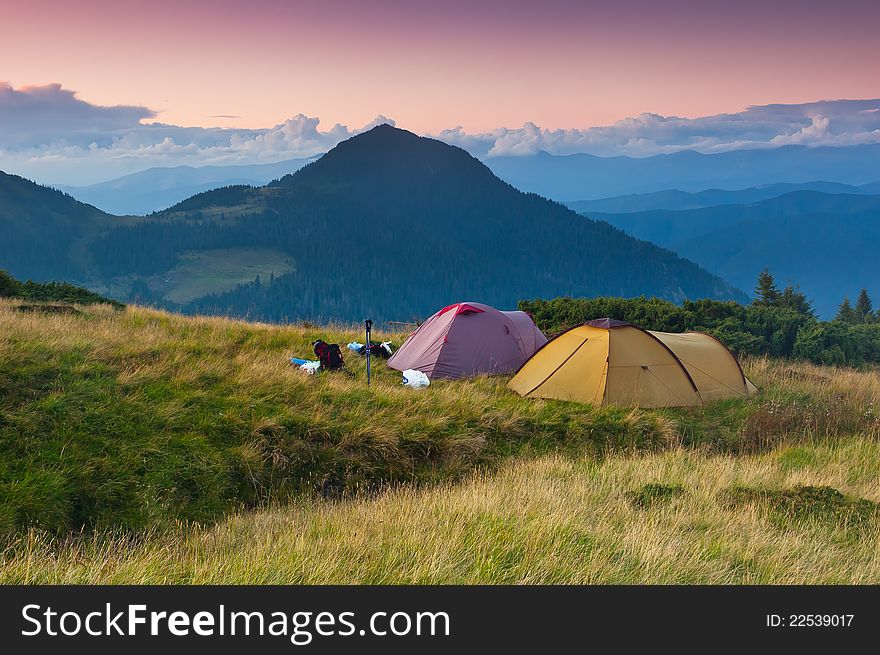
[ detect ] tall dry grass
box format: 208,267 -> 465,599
4,437 -> 878,584
0,299 -> 675,534
3,298 -> 880,583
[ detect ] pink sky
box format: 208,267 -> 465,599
2,0 -> 879,132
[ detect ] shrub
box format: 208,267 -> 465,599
520,296 -> 880,367
625,483 -> 685,509
721,485 -> 880,533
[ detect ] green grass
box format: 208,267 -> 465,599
722,485 -> 880,534
3,440 -> 879,584
2,300 -> 880,584
162,248 -> 295,303
0,269 -> 123,308
626,483 -> 685,509
0,300 -> 678,535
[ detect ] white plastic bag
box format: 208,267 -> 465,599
402,369 -> 430,389
300,361 -> 322,375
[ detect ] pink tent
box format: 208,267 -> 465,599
387,302 -> 548,379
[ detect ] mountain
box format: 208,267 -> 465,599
587,191 -> 880,318
57,157 -> 318,215
71,125 -> 746,321
566,181 -> 879,214
486,145 -> 880,202
0,171 -> 129,282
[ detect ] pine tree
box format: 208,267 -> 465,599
836,297 -> 856,323
754,269 -> 780,306
855,288 -> 873,322
779,283 -> 813,316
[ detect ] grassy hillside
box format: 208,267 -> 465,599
0,299 -> 677,535
5,439 -> 879,584
2,301 -> 880,583
160,248 -> 294,304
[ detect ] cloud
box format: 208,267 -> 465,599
0,82 -> 155,148
0,83 -> 397,184
769,115 -> 831,145
435,99 -> 880,158
1,82 -> 878,185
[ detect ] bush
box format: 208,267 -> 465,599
0,269 -> 122,308
626,483 -> 685,509
722,485 -> 880,533
520,296 -> 880,367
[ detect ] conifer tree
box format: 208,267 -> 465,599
855,288 -> 873,322
779,283 -> 813,316
754,269 -> 780,306
836,297 -> 856,323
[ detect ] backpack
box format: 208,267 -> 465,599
313,340 -> 344,371
366,343 -> 393,359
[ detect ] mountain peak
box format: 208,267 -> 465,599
276,122 -> 495,193
366,122 -> 400,133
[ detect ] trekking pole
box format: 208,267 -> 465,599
364,319 -> 373,386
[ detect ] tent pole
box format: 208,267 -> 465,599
365,319 -> 373,386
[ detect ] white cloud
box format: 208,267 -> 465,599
1,82 -> 878,185
0,83 -> 397,184
436,100 -> 880,158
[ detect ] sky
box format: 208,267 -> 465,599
1,0 -> 879,184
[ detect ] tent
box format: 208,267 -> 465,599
387,302 -> 548,379
647,330 -> 758,402
508,318 -> 756,408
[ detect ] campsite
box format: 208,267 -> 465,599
4,2 -> 880,650
2,293 -> 880,584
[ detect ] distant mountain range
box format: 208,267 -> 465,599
0,126 -> 744,322
10,127 -> 879,322
56,157 -> 318,215
58,142 -> 880,216
486,144 -> 880,202
584,191 -> 880,318
566,181 -> 880,214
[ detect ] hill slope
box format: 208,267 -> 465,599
3,302 -> 880,584
89,125 -> 745,321
588,191 -> 880,317
58,156 -> 317,215
0,269 -> 122,307
0,171 -> 126,281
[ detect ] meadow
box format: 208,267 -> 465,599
1,300 -> 879,583
161,248 -> 295,304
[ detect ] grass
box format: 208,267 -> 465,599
626,482 -> 685,509
0,299 -> 677,535
3,439 -> 879,584
722,485 -> 880,534
2,298 -> 880,583
162,248 -> 295,303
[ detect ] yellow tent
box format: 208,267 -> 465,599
647,330 -> 758,402
508,318 -> 757,408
